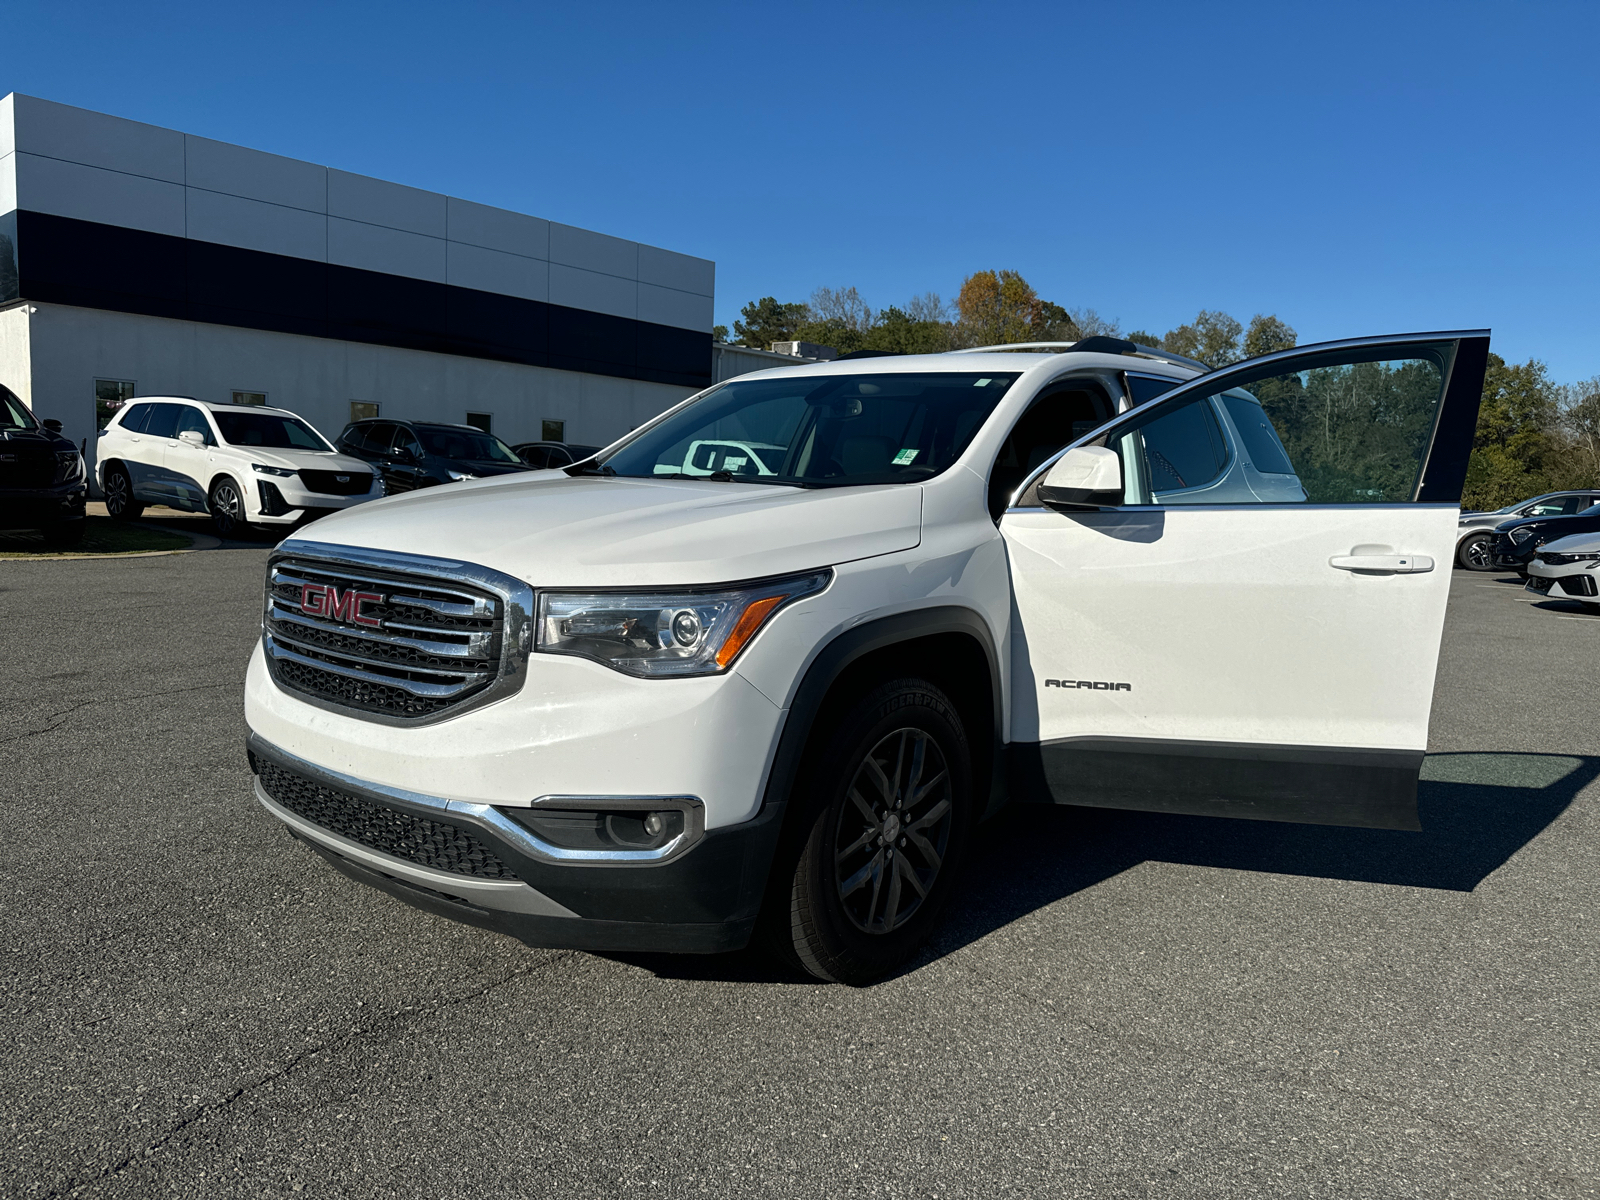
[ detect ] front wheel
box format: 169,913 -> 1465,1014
773,678 -> 973,986
1457,533 -> 1495,571
103,467 -> 143,521
209,476 -> 248,537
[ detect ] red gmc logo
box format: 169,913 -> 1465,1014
301,583 -> 384,628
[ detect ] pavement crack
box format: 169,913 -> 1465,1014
45,951 -> 575,1198
0,681 -> 237,745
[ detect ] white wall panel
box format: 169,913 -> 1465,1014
638,244 -> 714,298
14,153 -> 185,237
28,303 -> 695,465
11,95 -> 184,183
185,135 -> 326,212
447,242 -> 548,302
0,153 -> 15,216
329,218 -> 446,282
447,196 -> 548,259
550,223 -> 637,279
549,264 -> 637,320
187,189 -> 327,261
329,169 -> 446,237
0,95 -> 14,160
637,283 -> 713,332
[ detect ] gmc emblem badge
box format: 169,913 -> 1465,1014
301,583 -> 384,628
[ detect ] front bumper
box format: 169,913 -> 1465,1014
247,734 -> 784,952
0,481 -> 87,531
1526,559 -> 1600,600
251,476 -> 381,525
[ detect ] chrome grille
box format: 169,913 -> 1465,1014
262,542 -> 531,723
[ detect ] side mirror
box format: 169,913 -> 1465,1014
179,430 -> 207,448
1038,445 -> 1124,510
43,418 -> 63,433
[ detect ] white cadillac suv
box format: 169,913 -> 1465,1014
243,332 -> 1490,984
97,398 -> 381,536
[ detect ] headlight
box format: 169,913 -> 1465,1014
447,469 -> 478,481
252,463 -> 296,477
536,570 -> 831,677
1509,527 -> 1535,545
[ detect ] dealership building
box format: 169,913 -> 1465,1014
0,93 -> 720,477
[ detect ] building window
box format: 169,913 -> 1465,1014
541,419 -> 565,442
466,411 -> 492,433
350,401 -> 380,422
94,379 -> 136,430
232,391 -> 267,406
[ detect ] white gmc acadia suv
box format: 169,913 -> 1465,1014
97,398 -> 380,536
244,332 -> 1490,984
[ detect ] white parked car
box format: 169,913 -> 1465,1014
96,398 -> 381,536
243,332 -> 1490,984
1525,530 -> 1600,610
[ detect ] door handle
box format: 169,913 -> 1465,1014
1329,554 -> 1434,574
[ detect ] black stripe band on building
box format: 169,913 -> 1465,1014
5,211 -> 712,390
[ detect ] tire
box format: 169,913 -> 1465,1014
103,466 -> 143,521
209,476 -> 248,537
771,677 -> 973,986
1457,533 -> 1495,571
42,522 -> 85,548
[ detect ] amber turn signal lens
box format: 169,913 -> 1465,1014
715,594 -> 786,668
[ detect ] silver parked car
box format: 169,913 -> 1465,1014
1454,490 -> 1600,570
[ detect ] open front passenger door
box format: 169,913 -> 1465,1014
1001,332 -> 1490,830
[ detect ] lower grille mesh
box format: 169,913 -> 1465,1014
256,758 -> 516,880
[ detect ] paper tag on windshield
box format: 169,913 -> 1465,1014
892,448 -> 919,465
724,456 -> 748,470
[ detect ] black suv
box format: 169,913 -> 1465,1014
0,385 -> 87,547
1491,502 -> 1600,574
335,420 -> 533,493
511,440 -> 602,469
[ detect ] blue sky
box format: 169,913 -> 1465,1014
7,1 -> 1599,378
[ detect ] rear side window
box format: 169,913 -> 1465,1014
1221,393 -> 1295,475
1125,374 -> 1182,408
119,403 -> 154,433
1138,398 -> 1229,494
142,403 -> 182,440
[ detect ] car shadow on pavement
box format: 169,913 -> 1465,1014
614,751 -> 1597,986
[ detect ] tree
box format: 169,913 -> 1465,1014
862,306 -> 954,355
809,286 -> 874,332
1459,354 -> 1559,511
1125,330 -> 1161,347
1163,310 -> 1244,367
1029,301 -> 1080,342
732,297 -> 809,349
712,324 -> 729,342
955,269 -> 1041,346
1066,308 -> 1121,339
1243,314 -> 1297,359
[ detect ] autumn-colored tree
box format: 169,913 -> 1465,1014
956,270 -> 1042,346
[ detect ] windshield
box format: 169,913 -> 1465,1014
416,426 -> 522,463
0,386 -> 38,431
595,372 -> 1020,487
214,411 -> 333,451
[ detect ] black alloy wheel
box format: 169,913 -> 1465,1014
1458,533 -> 1495,571
103,467 -> 142,521
209,476 -> 247,537
771,677 -> 973,986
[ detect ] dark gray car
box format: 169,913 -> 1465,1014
335,420 -> 532,493
1454,490 -> 1600,570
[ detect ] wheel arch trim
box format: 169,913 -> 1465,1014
757,606 -> 1005,819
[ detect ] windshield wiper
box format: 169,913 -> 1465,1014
568,462 -> 617,477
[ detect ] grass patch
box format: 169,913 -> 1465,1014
0,517 -> 193,558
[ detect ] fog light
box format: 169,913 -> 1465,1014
644,811 -> 666,838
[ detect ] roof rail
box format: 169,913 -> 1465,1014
946,339 -> 1211,373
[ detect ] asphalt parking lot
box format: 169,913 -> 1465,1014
3,549 -> 1597,1199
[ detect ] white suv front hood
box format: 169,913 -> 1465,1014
241,448 -> 373,473
294,474 -> 923,586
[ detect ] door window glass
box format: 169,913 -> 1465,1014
1110,353 -> 1448,506
1125,373 -> 1182,408
990,382 -> 1114,517
521,446 -> 550,468
173,406 -> 214,444
142,403 -> 182,440
395,426 -> 425,458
